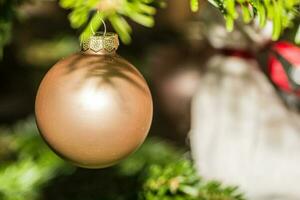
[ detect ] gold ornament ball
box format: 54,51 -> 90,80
35,33 -> 153,168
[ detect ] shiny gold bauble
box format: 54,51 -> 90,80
35,33 -> 153,168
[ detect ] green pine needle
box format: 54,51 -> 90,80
209,0 -> 300,43
190,0 -> 199,12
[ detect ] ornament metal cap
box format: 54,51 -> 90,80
81,32 -> 119,54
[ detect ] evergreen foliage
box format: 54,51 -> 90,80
0,0 -> 299,57
141,160 -> 245,200
0,118 -> 245,200
58,0 -> 300,43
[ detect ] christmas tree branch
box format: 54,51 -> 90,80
140,160 -> 246,200
59,0 -> 164,43
58,0 -> 300,44
0,0 -> 300,58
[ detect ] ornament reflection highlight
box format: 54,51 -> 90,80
79,83 -> 113,111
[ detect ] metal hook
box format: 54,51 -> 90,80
90,10 -> 107,37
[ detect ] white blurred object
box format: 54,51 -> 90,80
190,55 -> 300,200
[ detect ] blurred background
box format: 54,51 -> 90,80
0,0 -> 300,199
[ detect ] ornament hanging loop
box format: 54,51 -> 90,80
90,10 -> 107,37
82,10 -> 119,54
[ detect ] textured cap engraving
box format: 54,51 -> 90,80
82,32 -> 119,53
